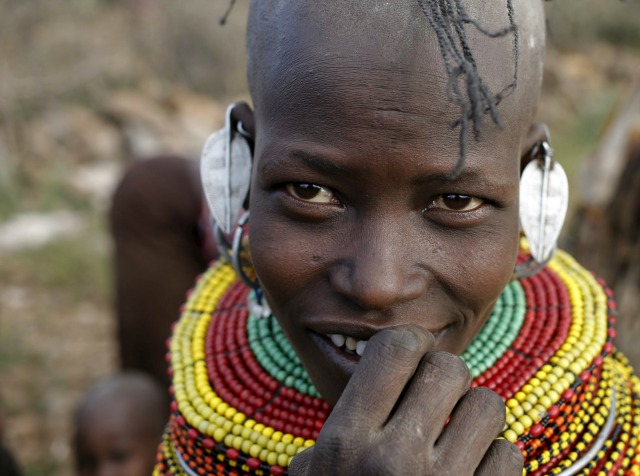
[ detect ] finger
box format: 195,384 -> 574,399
391,351 -> 471,445
436,387 -> 507,473
328,325 -> 435,431
288,446 -> 314,476
474,438 -> 524,476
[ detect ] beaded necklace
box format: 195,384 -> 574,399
154,248 -> 640,476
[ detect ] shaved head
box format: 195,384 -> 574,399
247,0 -> 545,157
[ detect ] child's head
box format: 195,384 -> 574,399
74,373 -> 166,476
240,0 -> 547,405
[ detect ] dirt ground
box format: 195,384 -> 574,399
1,1 -> 639,475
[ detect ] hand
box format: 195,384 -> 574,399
289,325 -> 523,476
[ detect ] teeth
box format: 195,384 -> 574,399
328,333 -> 368,357
329,334 -> 345,347
345,336 -> 357,351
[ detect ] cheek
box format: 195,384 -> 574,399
249,203 -> 323,311
441,213 -> 520,309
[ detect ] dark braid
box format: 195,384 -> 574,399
219,0 -> 237,25
416,0 -> 519,177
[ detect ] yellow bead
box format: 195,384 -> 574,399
241,440 -> 252,454
519,415 -> 533,428
250,444 -> 262,458
286,444 -> 298,457
267,452 -> 278,466
503,430 -> 518,443
277,453 -> 290,467
511,421 -> 525,436
213,428 -> 227,442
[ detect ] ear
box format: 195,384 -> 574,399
229,101 -> 256,154
520,123 -> 549,174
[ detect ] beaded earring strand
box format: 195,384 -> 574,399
154,245 -> 640,476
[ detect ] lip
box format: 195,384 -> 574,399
309,331 -> 359,382
307,322 -> 456,379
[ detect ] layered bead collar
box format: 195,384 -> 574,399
155,249 -> 640,476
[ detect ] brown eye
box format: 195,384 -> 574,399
433,194 -> 483,211
286,183 -> 336,204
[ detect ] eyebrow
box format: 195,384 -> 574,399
260,149 -> 515,194
417,169 -> 516,195
259,150 -> 349,177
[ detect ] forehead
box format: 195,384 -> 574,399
249,0 -> 544,164
251,7 -> 538,171
255,57 -> 520,179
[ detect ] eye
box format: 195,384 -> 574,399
285,183 -> 337,204
432,194 -> 484,212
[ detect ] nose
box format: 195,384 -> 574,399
329,221 -> 429,312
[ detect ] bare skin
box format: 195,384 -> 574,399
237,0 -> 546,473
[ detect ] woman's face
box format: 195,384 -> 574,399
248,50 -> 524,406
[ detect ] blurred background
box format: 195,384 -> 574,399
0,0 -> 639,474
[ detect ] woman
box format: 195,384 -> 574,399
155,0 -> 640,474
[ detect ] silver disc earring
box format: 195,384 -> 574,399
516,141 -> 569,278
200,103 -> 253,258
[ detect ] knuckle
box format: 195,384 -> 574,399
318,426 -> 346,447
492,439 -> 525,475
424,351 -> 472,386
364,442 -> 422,476
467,387 -> 506,429
369,325 -> 432,359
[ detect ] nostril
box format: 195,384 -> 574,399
329,261 -> 427,311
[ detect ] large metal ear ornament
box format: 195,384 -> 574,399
519,141 -> 569,264
200,103 -> 252,235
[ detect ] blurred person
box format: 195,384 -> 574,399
110,156 -> 218,388
74,372 -> 167,476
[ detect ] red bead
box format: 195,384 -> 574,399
226,448 -> 240,460
270,466 -> 285,476
247,458 -> 261,470
562,389 -> 575,401
531,424 -> 544,437
203,438 -> 215,450
548,405 -> 560,419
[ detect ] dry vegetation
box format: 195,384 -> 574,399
0,1 -> 639,475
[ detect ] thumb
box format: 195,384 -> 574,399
288,446 -> 315,476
